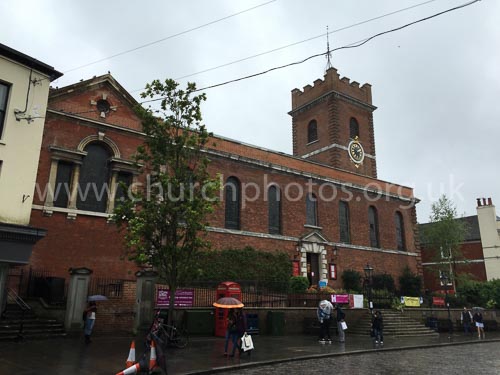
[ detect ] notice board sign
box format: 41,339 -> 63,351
156,288 -> 194,307
331,294 -> 349,304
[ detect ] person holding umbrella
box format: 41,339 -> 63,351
83,301 -> 97,344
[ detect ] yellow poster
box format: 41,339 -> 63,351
403,296 -> 420,307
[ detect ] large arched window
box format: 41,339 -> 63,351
268,185 -> 281,234
306,193 -> 318,226
339,201 -> 350,243
395,211 -> 406,250
77,143 -> 111,212
307,120 -> 318,143
224,176 -> 241,230
368,206 -> 380,248
350,117 -> 359,139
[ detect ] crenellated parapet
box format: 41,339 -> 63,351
291,67 -> 372,110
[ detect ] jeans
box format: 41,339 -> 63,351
373,328 -> 383,342
84,318 -> 95,336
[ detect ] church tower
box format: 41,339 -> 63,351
289,67 -> 377,178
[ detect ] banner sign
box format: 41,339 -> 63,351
331,294 -> 349,304
349,294 -> 364,308
156,288 -> 194,307
402,296 -> 421,307
432,297 -> 445,306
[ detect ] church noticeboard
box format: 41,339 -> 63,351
156,289 -> 194,307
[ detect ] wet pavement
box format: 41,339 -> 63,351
0,331 -> 499,374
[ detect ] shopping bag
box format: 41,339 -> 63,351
340,321 -> 348,330
241,333 -> 254,352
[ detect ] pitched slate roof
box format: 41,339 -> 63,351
419,215 -> 480,243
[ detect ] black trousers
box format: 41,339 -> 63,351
319,318 -> 331,340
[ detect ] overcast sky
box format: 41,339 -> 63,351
2,0 -> 498,223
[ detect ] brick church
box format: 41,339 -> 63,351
28,67 -> 421,288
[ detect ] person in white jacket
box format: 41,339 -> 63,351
317,300 -> 333,343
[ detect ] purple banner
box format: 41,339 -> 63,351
331,294 -> 349,304
156,288 -> 194,307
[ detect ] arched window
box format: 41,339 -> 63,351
268,185 -> 281,234
350,117 -> 359,139
339,201 -> 350,243
224,176 -> 241,230
395,211 -> 406,250
306,193 -> 318,226
307,120 -> 318,143
77,143 -> 111,212
368,206 -> 380,248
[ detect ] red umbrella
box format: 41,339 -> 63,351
213,297 -> 244,308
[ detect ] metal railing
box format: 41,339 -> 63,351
7,288 -> 31,340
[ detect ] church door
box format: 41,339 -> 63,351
306,253 -> 320,286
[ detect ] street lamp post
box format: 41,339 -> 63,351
364,264 -> 374,313
440,273 -> 452,336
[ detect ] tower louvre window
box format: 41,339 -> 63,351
350,117 -> 359,139
307,120 -> 318,143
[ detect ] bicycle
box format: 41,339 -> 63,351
148,309 -> 189,349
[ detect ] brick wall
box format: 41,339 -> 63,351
92,281 -> 137,334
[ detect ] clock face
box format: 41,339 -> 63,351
348,139 -> 365,165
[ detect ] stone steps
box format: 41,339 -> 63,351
0,304 -> 66,341
349,309 -> 438,337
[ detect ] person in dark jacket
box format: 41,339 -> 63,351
223,309 -> 237,356
230,308 -> 246,357
461,307 -> 473,335
371,310 -> 384,344
473,309 -> 485,339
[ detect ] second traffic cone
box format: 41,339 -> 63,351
115,363 -> 140,375
149,339 -> 157,370
125,340 -> 136,367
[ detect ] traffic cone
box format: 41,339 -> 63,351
125,340 -> 136,367
115,363 -> 140,375
149,339 -> 157,370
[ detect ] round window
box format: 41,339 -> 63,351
96,99 -> 110,113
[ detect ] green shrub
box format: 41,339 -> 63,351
372,273 -> 395,292
399,266 -> 422,296
289,276 -> 309,293
341,269 -> 362,293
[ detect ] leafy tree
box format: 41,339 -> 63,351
420,195 -> 468,291
113,79 -> 220,323
399,266 -> 422,296
341,269 -> 362,292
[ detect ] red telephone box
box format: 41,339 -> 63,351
214,281 -> 242,337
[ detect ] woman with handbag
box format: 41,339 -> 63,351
231,308 -> 247,357
223,310 -> 237,356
